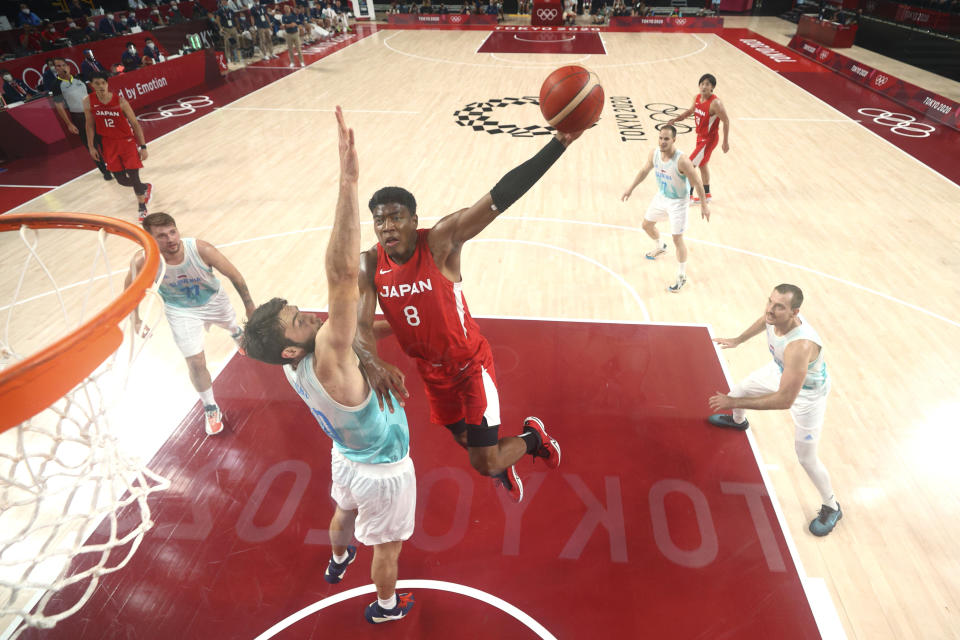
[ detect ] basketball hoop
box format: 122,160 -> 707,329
0,213 -> 170,637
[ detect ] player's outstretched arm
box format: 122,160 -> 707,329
712,315 -> 765,349
197,241 -> 256,318
679,155 -> 709,221
667,101 -> 696,126
621,149 -> 655,201
315,106 -> 362,368
709,340 -> 813,412
429,129 -> 583,255
354,248 -> 408,413
124,250 -> 147,334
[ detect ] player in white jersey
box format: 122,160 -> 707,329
241,108 -> 415,624
127,212 -> 256,435
707,284 -> 842,536
622,125 -> 709,292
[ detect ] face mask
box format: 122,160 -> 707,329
69,22 -> 76,28
107,14 -> 114,19
128,47 -> 136,53
22,8 -> 30,13
2,75 -> 13,82
146,42 -> 154,48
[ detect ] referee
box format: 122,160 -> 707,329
50,57 -> 111,180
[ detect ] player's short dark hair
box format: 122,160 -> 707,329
699,73 -> 717,88
660,124 -> 677,138
242,297 -> 296,365
774,283 -> 804,309
88,70 -> 110,82
368,187 -> 417,216
52,57 -> 67,64
125,41 -> 135,47
141,212 -> 176,232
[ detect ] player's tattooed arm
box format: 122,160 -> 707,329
197,241 -> 256,317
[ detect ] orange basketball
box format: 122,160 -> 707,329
539,65 -> 604,133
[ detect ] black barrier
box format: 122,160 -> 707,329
855,16 -> 960,82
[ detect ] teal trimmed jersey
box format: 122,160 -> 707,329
157,238 -> 221,308
766,315 -> 829,391
283,354 -> 410,464
654,149 -> 690,200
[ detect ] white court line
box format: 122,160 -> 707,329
0,31 -> 372,216
707,325 -> 846,640
253,579 -> 557,640
514,34 -> 576,42
738,117 -> 863,123
472,238 -> 651,321
3,215 -> 956,330
490,52 -> 592,65
717,32 -> 960,189
0,184 -> 57,189
216,106 -> 420,114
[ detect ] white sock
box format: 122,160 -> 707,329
199,387 -> 215,407
654,236 -> 666,249
332,549 -> 349,564
677,262 -> 687,276
795,441 -> 836,507
378,593 -> 397,610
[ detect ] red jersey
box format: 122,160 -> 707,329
91,92 -> 134,140
375,229 -> 487,378
693,94 -> 720,139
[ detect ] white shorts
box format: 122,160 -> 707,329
164,287 -> 238,357
644,192 -> 689,235
729,361 -> 831,442
330,448 -> 416,546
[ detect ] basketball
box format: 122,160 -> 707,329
539,65 -> 604,133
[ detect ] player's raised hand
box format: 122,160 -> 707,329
335,105 -> 358,183
712,337 -> 739,349
363,357 -> 409,413
554,128 -> 585,147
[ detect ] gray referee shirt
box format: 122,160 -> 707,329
51,75 -> 90,114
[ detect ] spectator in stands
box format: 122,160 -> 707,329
421,0 -> 433,12
462,0 -> 475,14
110,62 -> 124,73
17,25 -> 43,55
281,4 -> 304,66
216,0 -> 241,64
129,0 -> 146,8
712,0 -> 721,14
17,3 -> 42,27
80,48 -> 107,80
388,0 -> 399,14
99,13 -> 124,36
68,0 -> 92,20
40,22 -> 61,49
65,20 -> 87,44
437,2 -> 449,14
612,0 -> 628,17
563,0 -> 577,24
236,12 -> 255,55
634,0 -> 648,16
121,42 -> 142,70
249,0 -> 275,59
518,0 -> 530,14
39,58 -> 58,91
168,2 -> 187,23
142,37 -> 161,62
124,13 -> 139,30
2,69 -> 42,104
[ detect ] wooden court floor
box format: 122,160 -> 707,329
3,17 -> 960,640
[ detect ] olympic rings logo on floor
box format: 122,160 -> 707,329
137,96 -> 215,122
856,107 -> 936,138
645,103 -> 694,135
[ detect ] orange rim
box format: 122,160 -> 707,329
0,213 -> 160,433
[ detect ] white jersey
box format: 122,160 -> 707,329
654,148 -> 689,200
283,353 -> 410,465
766,315 -> 828,391
157,238 -> 222,309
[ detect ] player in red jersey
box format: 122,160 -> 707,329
83,71 -> 153,220
354,131 -> 583,503
667,73 -> 730,204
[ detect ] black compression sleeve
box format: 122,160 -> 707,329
490,138 -> 566,212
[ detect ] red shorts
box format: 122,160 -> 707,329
417,342 -> 500,427
99,136 -> 142,172
689,135 -> 719,168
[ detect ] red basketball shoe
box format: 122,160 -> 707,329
524,416 -> 561,469
495,466 -> 524,503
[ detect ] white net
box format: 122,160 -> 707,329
0,217 -> 169,639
